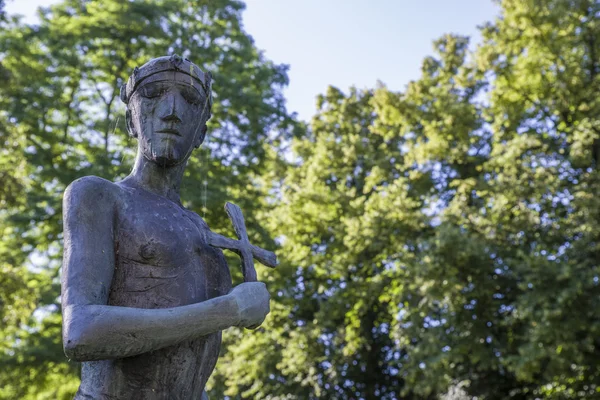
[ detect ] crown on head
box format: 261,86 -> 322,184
120,54 -> 213,106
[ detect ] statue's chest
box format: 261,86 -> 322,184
108,194 -> 231,308
117,198 -> 204,267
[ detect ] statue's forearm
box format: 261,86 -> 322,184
63,295 -> 239,362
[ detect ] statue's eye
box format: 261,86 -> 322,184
180,87 -> 202,106
139,84 -> 167,99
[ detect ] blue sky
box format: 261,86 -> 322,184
6,0 -> 499,121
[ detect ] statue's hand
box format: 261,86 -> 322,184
230,282 -> 270,330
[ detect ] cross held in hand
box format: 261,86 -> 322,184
208,202 -> 278,282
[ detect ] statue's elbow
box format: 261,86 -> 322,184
63,322 -> 90,362
63,336 -> 83,361
63,306 -> 95,362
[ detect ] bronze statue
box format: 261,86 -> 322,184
61,55 -> 275,399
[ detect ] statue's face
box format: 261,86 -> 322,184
127,72 -> 209,167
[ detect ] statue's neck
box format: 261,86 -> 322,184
124,152 -> 186,204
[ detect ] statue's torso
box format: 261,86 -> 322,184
77,183 -> 231,400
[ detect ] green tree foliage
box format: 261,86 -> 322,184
213,1 -> 600,399
210,85 -> 426,399
0,1 -> 293,398
3,0 -> 600,399
396,1 -> 600,397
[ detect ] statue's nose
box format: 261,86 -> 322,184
161,92 -> 183,123
161,112 -> 182,123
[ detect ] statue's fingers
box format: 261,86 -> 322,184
246,315 -> 266,330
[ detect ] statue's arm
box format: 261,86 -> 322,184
62,298 -> 240,362
61,177 -> 266,362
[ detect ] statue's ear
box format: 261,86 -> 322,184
195,124 -> 207,148
126,109 -> 137,138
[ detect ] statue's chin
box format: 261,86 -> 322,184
144,149 -> 182,168
140,141 -> 190,168
152,155 -> 179,168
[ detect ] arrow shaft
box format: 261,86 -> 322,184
225,203 -> 250,242
207,202 -> 278,283
208,232 -> 278,268
241,249 -> 257,282
208,232 -> 242,252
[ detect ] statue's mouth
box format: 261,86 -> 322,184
156,128 -> 181,136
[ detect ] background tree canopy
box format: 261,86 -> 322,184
1,0 -> 599,399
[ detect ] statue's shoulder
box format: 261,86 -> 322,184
182,208 -> 211,231
63,175 -> 121,210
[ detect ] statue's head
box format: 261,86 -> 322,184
120,55 -> 213,167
